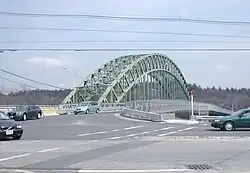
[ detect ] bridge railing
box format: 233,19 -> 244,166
125,100 -> 232,114
119,100 -> 232,121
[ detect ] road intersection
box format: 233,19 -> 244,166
0,113 -> 250,173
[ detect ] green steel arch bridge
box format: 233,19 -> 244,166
62,53 -> 190,104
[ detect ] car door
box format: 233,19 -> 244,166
26,106 -> 34,118
88,102 -> 94,112
29,106 -> 37,118
31,106 -> 39,117
235,110 -> 250,128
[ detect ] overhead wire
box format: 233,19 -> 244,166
1,40 -> 250,44
0,76 -> 38,89
0,11 -> 250,26
0,68 -> 67,90
2,48 -> 250,52
1,26 -> 250,39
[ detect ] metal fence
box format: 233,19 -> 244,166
125,100 -> 232,115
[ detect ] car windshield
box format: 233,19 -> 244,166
80,103 -> 88,106
231,109 -> 245,116
0,112 -> 10,120
16,106 -> 26,111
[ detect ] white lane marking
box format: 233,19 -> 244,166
107,127 -> 174,140
0,139 -> 101,163
0,153 -> 31,162
0,170 -> 34,173
158,126 -> 196,137
0,140 -> 45,148
77,169 -> 189,172
37,147 -> 61,153
75,125 -> 143,137
0,125 -> 148,163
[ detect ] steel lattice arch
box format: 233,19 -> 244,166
62,53 -> 190,104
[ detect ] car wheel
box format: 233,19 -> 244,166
23,113 -> 27,121
13,135 -> 22,140
37,112 -> 41,119
95,108 -> 100,113
224,121 -> 234,131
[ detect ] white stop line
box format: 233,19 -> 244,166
0,170 -> 34,173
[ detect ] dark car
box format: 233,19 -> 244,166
0,112 -> 23,140
8,105 -> 42,121
211,108 -> 250,131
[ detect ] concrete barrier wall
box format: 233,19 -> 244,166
161,112 -> 176,120
120,108 -> 163,122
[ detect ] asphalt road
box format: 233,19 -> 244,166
1,113 -> 250,173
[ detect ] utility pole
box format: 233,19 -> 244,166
63,67 -> 76,103
190,88 -> 194,120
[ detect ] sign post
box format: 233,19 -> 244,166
190,89 -> 194,120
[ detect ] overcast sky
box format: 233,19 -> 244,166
0,0 -> 250,92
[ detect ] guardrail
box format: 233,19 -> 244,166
120,108 -> 163,122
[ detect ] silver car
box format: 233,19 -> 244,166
73,101 -> 100,115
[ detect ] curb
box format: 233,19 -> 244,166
43,113 -> 59,117
163,119 -> 200,125
132,136 -> 250,141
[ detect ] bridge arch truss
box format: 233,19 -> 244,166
62,53 -> 190,104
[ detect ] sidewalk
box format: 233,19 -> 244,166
163,119 -> 200,125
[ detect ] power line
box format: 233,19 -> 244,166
0,76 -> 38,89
2,48 -> 250,52
0,68 -> 67,89
1,40 -> 250,44
1,26 -> 250,39
0,11 -> 250,26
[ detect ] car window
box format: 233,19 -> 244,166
16,105 -> 26,111
231,109 -> 245,116
31,106 -> 38,109
241,110 -> 250,117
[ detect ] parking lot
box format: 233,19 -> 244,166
1,113 -> 250,173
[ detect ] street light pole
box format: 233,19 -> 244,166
63,67 -> 76,103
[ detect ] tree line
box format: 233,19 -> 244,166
0,84 -> 250,111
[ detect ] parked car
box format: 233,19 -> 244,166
73,101 -> 100,115
0,112 -> 23,140
8,105 -> 42,121
211,108 -> 250,131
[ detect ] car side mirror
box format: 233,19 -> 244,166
239,114 -> 243,118
27,108 -> 31,111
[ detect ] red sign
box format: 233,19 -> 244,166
189,89 -> 194,96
